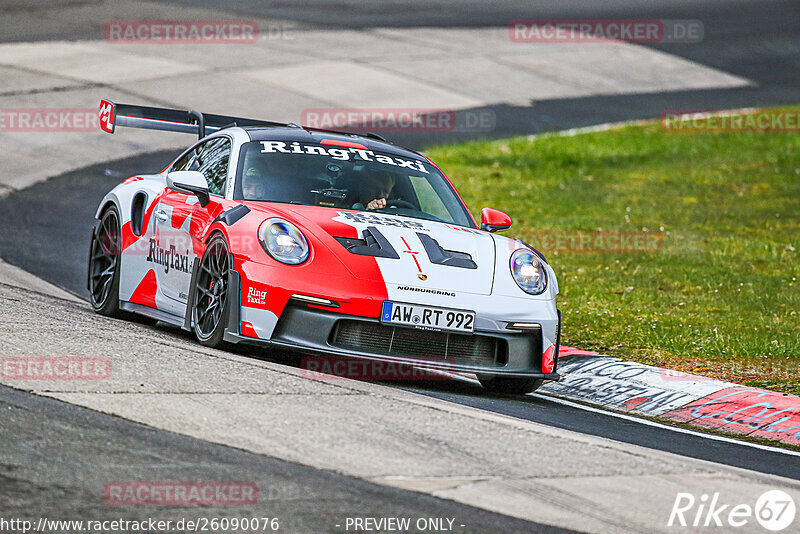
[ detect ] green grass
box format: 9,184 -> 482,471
426,108 -> 800,395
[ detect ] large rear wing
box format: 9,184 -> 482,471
98,99 -> 285,139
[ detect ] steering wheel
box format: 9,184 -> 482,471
386,199 -> 416,210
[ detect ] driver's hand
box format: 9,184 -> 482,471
366,198 -> 386,210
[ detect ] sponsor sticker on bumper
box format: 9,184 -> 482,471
381,301 -> 475,333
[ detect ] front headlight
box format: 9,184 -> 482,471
510,248 -> 547,295
258,218 -> 310,265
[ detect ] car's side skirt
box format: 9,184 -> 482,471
120,301 -> 184,327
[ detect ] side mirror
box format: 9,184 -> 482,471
167,171 -> 210,207
480,207 -> 512,233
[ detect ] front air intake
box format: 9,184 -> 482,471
330,320 -> 507,367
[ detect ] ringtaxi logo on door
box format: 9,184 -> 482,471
668,490 -> 796,531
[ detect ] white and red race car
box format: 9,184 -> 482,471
89,100 -> 561,393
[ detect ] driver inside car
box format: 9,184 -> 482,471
242,166 -> 269,200
355,171 -> 396,211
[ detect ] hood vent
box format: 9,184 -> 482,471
334,226 -> 400,259
416,232 -> 477,269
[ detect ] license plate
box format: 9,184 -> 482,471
380,301 -> 475,333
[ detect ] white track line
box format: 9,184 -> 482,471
530,393 -> 800,458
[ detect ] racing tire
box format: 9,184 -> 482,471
88,206 -> 123,317
477,375 -> 544,395
192,234 -> 231,348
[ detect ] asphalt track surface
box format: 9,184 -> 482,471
399,380 -> 800,481
180,0 -> 800,144
2,1 -> 799,145
0,384 -> 569,533
2,0 -> 800,530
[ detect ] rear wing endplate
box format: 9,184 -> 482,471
98,99 -> 284,139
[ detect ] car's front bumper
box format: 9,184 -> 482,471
225,298 -> 560,379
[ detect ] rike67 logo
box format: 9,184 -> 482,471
668,490 -> 796,531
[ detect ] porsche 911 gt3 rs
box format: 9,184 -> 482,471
88,100 -> 561,394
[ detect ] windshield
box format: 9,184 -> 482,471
234,140 -> 475,227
